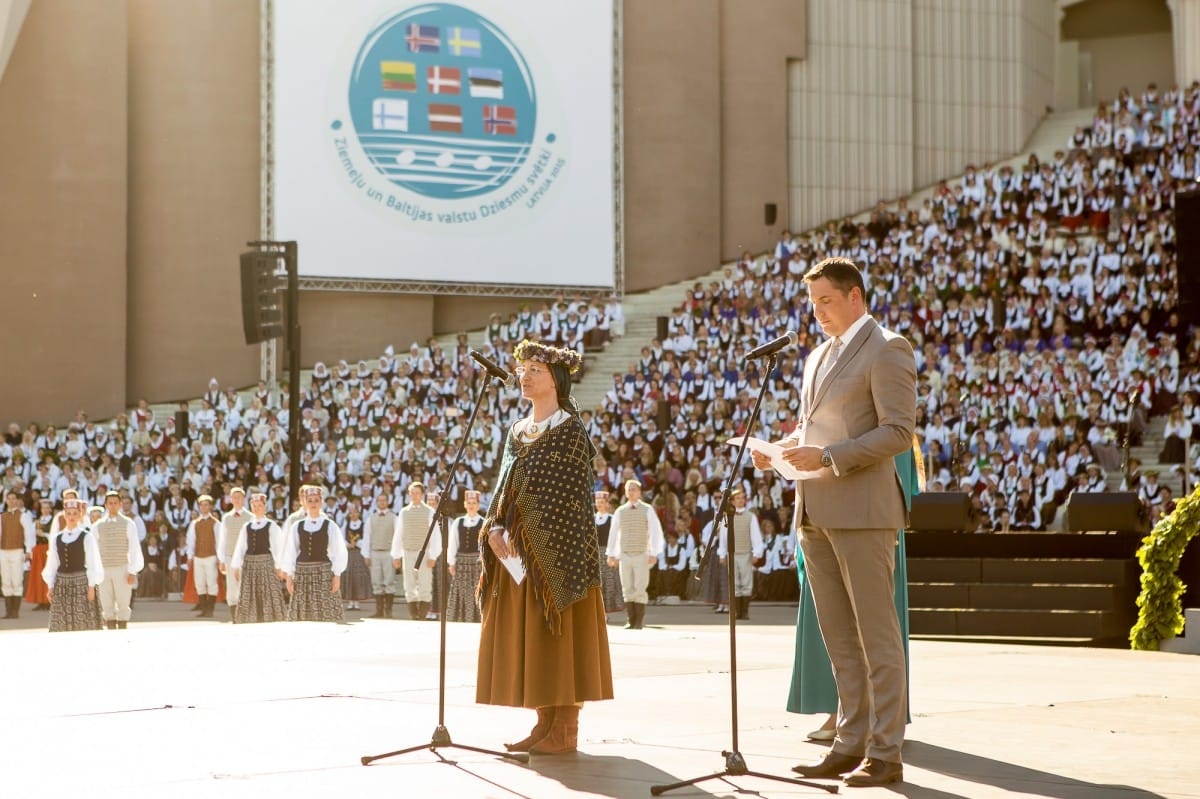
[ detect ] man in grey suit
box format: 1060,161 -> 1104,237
754,257 -> 916,787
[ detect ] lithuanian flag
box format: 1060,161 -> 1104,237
381,61 -> 417,92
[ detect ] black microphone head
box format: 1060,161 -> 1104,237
747,330 -> 798,359
469,349 -> 514,385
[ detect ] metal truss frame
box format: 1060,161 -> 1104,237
259,0 -> 278,384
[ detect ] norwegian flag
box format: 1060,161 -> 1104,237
406,24 -> 440,53
482,105 -> 516,135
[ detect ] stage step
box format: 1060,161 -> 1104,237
907,556 -> 1137,645
908,557 -> 1137,585
909,582 -> 1126,612
911,607 -> 1132,641
1160,608 -> 1200,655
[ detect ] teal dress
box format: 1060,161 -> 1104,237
785,448 -> 917,717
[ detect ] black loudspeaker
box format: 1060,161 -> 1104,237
1065,492 -> 1149,534
174,410 -> 189,438
909,492 -> 977,532
656,315 -> 669,342
1175,189 -> 1200,329
764,203 -> 778,226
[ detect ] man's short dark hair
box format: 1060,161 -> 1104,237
803,257 -> 866,301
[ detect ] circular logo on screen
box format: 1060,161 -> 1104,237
346,4 -> 537,200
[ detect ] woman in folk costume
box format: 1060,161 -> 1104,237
785,439 -> 921,740
445,489 -> 485,623
593,490 -> 625,614
339,503 -> 373,611
698,505 -> 731,614
25,498 -> 54,609
476,340 -> 613,755
230,492 -> 287,624
282,484 -> 348,622
42,498 -> 104,632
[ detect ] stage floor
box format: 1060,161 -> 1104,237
3,601 -> 1197,798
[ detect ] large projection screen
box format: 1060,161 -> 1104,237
274,0 -> 616,289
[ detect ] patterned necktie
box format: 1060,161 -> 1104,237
814,337 -> 842,391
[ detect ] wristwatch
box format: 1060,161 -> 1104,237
820,447 -> 833,468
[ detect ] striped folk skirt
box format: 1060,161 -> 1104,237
598,543 -> 625,613
699,550 -> 728,605
235,554 -> 287,624
49,572 -> 99,632
445,552 -> 481,623
340,549 -> 373,601
289,562 -> 345,623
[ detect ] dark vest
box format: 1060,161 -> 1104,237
57,531 -> 88,573
298,518 -> 331,564
595,514 -> 612,548
1,511 -> 24,549
457,517 -> 482,556
246,521 -> 272,556
193,517 -> 217,558
345,519 -> 364,549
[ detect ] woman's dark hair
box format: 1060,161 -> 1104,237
548,362 -> 580,415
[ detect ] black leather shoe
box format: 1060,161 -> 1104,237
791,751 -> 863,778
844,758 -> 903,787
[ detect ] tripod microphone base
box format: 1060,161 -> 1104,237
431,724 -> 452,747
649,749 -> 839,795
360,725 -> 530,767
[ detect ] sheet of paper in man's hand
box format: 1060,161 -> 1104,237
726,436 -> 826,481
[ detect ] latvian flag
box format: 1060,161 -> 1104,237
468,67 -> 503,99
406,24 -> 440,53
429,103 -> 463,134
427,66 -> 461,95
483,105 -> 516,135
381,61 -> 417,92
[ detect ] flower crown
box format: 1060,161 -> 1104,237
513,339 -> 583,375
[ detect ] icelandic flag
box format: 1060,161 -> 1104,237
467,67 -> 503,99
373,98 -> 409,131
406,24 -> 440,53
381,61 -> 417,92
447,27 -> 482,57
428,103 -> 463,134
427,66 -> 461,95
482,105 -> 516,135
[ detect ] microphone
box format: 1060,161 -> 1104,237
745,331 -> 798,360
470,350 -> 516,387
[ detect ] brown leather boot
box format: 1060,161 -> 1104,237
530,705 -> 580,755
505,706 -> 555,752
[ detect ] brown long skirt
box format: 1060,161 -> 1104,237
476,574 -> 613,709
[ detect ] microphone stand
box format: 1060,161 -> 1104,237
652,352 -> 836,796
361,370 -> 528,769
1122,391 -> 1137,487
